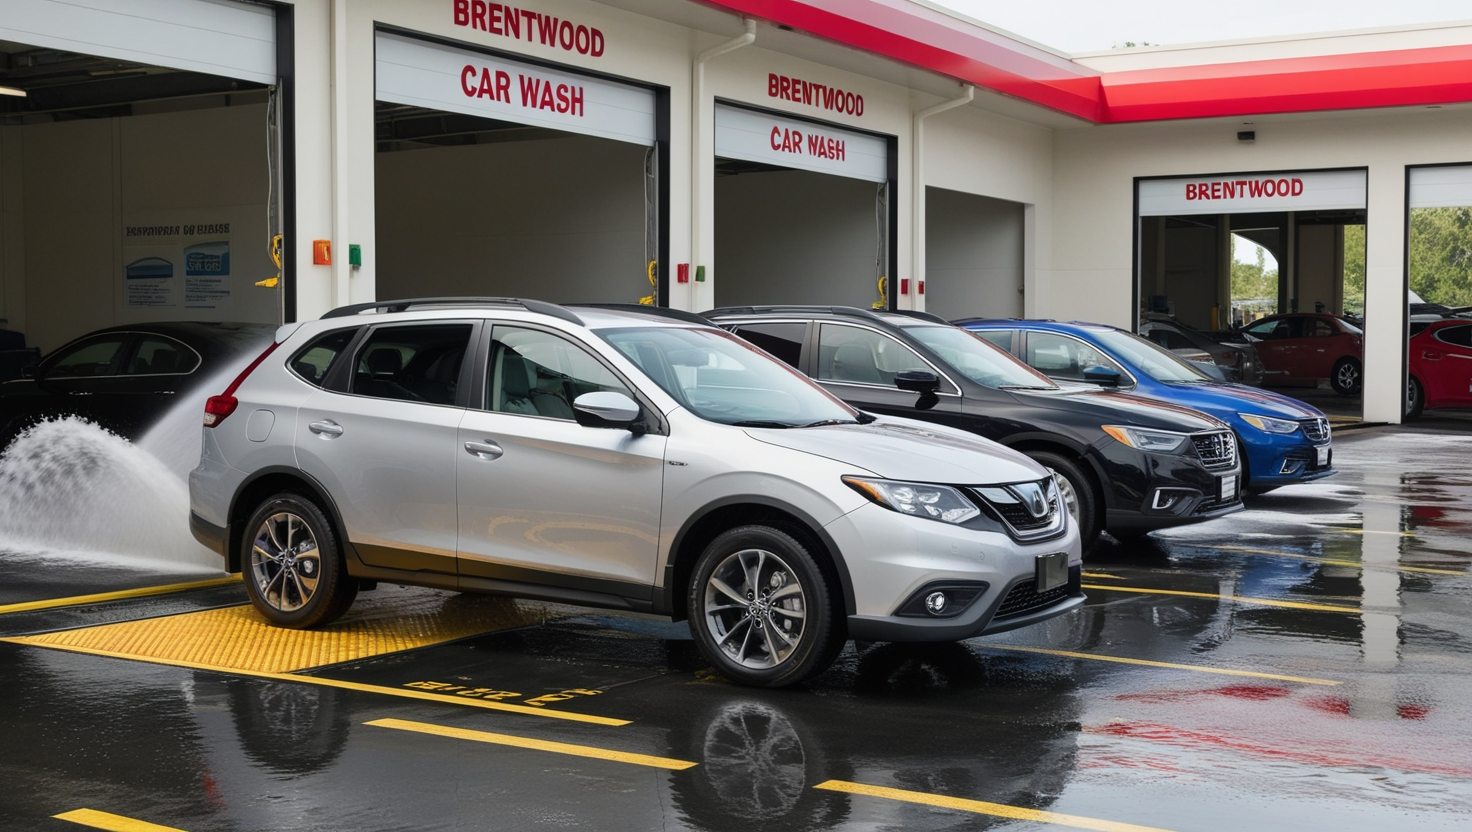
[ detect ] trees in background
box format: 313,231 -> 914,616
1409,207 -> 1472,307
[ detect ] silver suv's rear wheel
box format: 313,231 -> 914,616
242,492 -> 357,628
688,525 -> 842,687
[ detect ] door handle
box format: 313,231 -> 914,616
464,440 -> 504,460
308,420 -> 344,437
1423,350 -> 1443,361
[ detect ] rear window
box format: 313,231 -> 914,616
289,328 -> 358,387
1435,324 -> 1472,348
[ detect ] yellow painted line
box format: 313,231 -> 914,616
1082,583 -> 1360,614
367,718 -> 694,770
815,780 -> 1175,832
54,808 -> 186,832
975,644 -> 1341,686
0,576 -> 240,615
1080,571 -> 1123,580
1214,544 -> 1467,576
0,639 -> 629,726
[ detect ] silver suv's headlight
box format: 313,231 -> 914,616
843,477 -> 980,525
1239,413 -> 1299,434
1102,425 -> 1189,453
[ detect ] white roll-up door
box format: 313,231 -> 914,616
375,31 -> 656,147
714,103 -> 888,184
1410,166 -> 1472,209
0,0 -> 276,84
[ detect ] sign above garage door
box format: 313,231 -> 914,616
714,104 -> 888,184
1,0 -> 276,84
1138,169 -> 1367,216
375,32 -> 656,147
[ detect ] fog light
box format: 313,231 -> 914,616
924,592 -> 948,615
1150,488 -> 1197,511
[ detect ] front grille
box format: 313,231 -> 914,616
993,567 -> 1079,621
1191,431 -> 1237,471
970,479 -> 1065,541
986,497 -> 1055,531
1300,417 -> 1331,442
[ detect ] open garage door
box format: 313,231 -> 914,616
1405,165 -> 1472,427
373,31 -> 661,305
0,0 -> 283,364
712,103 -> 893,310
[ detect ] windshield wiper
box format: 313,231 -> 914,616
731,420 -> 793,429
799,418 -> 860,428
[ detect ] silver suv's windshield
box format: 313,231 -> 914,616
1094,329 -> 1212,383
904,325 -> 1057,390
600,326 -> 863,427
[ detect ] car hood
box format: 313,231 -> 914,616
744,417 -> 1048,485
1010,387 -> 1228,432
1159,382 -> 1326,420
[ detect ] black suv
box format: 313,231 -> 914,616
706,306 -> 1243,548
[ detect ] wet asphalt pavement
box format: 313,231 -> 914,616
2,426 -> 1470,831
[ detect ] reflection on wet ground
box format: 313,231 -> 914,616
1,427 -> 1470,830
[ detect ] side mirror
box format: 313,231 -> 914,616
20,364 -> 38,380
894,370 -> 940,393
572,391 -> 641,430
1082,366 -> 1121,387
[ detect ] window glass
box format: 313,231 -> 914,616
125,337 -> 200,375
1244,317 -> 1301,340
1093,330 -> 1212,383
1024,332 -> 1130,383
352,324 -> 471,405
733,323 -> 806,368
601,326 -> 857,427
973,329 -> 1015,352
1309,319 -> 1337,337
47,335 -> 129,378
816,325 -> 930,386
1435,324 -> 1472,348
904,325 -> 1055,389
290,328 -> 358,386
488,326 -> 630,419
1144,326 -> 1193,351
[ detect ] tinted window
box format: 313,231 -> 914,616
290,328 -> 358,386
905,325 -> 1055,389
47,335 -> 129,378
487,326 -> 630,419
1244,317 -> 1301,340
733,323 -> 806,368
1309,319 -> 1337,337
974,329 -> 1015,352
816,325 -> 930,386
1024,332 -> 1129,383
1435,324 -> 1472,348
352,324 -> 471,405
125,336 -> 200,375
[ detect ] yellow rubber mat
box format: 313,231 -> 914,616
10,587 -> 546,674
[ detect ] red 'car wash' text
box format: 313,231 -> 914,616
461,65 -> 584,116
768,73 -> 864,116
770,126 -> 845,161
1186,177 -> 1305,201
453,1 -> 606,57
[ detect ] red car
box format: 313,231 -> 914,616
1407,319 -> 1472,419
1239,313 -> 1364,395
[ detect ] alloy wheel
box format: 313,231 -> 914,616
703,548 -> 807,670
250,512 -> 322,613
1337,362 -> 1360,391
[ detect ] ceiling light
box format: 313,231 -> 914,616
0,85 -> 26,98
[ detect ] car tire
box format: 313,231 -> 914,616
1027,451 -> 1100,551
1405,375 -> 1425,421
1331,357 -> 1362,396
687,525 -> 842,688
241,492 -> 357,629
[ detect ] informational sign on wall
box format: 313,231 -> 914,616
122,217 -> 233,309
375,31 -> 656,146
713,104 -> 888,184
1138,169 -> 1367,216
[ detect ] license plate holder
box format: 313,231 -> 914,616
1220,474 -> 1238,503
1316,445 -> 1330,467
1036,552 -> 1068,592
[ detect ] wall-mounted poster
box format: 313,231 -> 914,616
122,217 -> 233,310
123,248 -> 178,307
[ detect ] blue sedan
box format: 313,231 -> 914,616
957,319 -> 1334,492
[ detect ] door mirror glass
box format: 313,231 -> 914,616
572,391 -> 640,429
20,364 -> 38,379
1081,366 -> 1122,386
894,370 -> 940,392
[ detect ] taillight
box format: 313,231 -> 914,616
204,341 -> 281,427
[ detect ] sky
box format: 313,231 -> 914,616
927,0 -> 1472,53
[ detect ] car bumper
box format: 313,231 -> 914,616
824,503 -> 1084,642
1095,444 -> 1245,533
1243,439 -> 1335,488
189,511 -> 229,559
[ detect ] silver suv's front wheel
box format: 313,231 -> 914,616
242,492 -> 357,629
688,525 -> 842,687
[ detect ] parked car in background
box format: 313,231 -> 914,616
0,322 -> 275,449
958,319 -> 1334,493
706,306 -> 1243,550
1237,312 -> 1364,395
1406,318 -> 1472,420
1140,314 -> 1262,385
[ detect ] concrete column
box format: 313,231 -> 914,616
1363,167 -> 1406,424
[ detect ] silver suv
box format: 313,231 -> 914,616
189,299 -> 1083,687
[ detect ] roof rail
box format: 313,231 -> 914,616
569,303 -> 711,326
320,297 -> 583,326
702,305 -> 888,324
886,309 -> 951,325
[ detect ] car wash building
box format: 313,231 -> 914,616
5,0 -> 1472,425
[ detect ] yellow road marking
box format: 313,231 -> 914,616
0,639 -> 629,726
1213,544 -> 1466,576
1080,571 -> 1123,580
54,808 -> 186,832
815,780 -> 1175,832
975,644 -> 1341,686
0,576 -> 240,616
366,718 -> 694,769
1081,583 -> 1360,614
